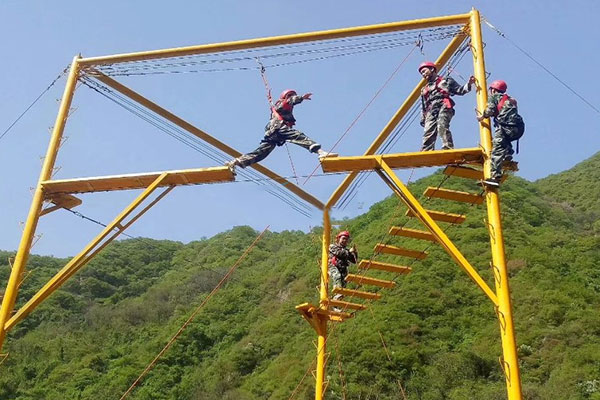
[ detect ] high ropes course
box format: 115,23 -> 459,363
1,8 -> 535,400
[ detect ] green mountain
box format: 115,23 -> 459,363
1,157 -> 599,400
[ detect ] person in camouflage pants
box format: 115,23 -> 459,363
328,231 -> 358,306
418,61 -> 476,151
477,80 -> 525,187
227,89 -> 337,169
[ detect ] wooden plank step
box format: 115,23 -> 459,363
295,302 -> 353,322
40,193 -> 83,216
332,287 -> 381,300
374,244 -> 428,260
388,226 -> 436,242
346,274 -> 396,288
324,298 -> 367,311
423,187 -> 484,205
443,165 -> 509,182
405,209 -> 466,224
359,260 -> 412,275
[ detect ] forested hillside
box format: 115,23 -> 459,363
1,155 -> 599,400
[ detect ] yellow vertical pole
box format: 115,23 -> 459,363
470,9 -> 523,400
0,56 -> 81,352
314,208 -> 331,400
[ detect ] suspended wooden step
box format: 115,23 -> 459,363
332,287 -> 381,300
324,298 -> 367,311
443,165 -> 511,182
405,209 -> 466,224
346,274 -> 396,288
358,260 -> 412,275
374,244 -> 428,260
388,226 -> 436,242
295,302 -> 353,323
40,193 -> 82,216
423,187 -> 484,205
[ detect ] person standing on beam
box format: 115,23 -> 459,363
226,89 -> 337,170
418,61 -> 476,151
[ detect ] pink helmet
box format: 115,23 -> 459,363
336,231 -> 350,240
489,80 -> 507,93
418,61 -> 437,73
279,89 -> 297,99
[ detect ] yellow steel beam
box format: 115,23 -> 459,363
0,56 -> 81,351
4,174 -> 171,332
326,26 -> 470,208
322,147 -> 483,173
315,208 -> 331,400
41,166 -> 234,195
79,13 -> 470,67
90,71 -> 324,210
470,9 -> 523,399
376,160 -> 498,306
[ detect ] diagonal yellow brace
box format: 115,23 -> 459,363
4,174 -> 172,332
376,160 -> 498,306
89,71 -> 324,211
326,25 -> 470,208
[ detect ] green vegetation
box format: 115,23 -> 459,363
1,154 -> 599,399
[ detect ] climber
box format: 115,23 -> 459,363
226,90 -> 337,170
328,230 -> 358,310
476,80 -> 525,187
418,61 -> 476,151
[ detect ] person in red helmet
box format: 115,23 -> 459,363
476,80 -> 525,187
226,89 -> 337,170
418,61 -> 476,151
328,230 -> 358,307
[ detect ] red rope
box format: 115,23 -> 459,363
119,225 -> 270,400
302,44 -> 419,186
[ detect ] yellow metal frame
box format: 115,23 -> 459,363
0,8 -> 522,400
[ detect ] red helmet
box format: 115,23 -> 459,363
279,89 -> 297,99
336,231 -> 350,240
418,61 -> 437,73
489,80 -> 507,93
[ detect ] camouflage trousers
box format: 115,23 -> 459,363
421,107 -> 455,151
237,126 -> 321,168
328,265 -> 348,300
490,125 -> 520,180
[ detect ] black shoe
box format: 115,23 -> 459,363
482,178 -> 500,188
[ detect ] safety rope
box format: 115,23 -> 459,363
256,58 -> 300,185
0,66 -> 69,142
482,16 -> 599,115
119,225 -> 269,400
302,43 -> 420,185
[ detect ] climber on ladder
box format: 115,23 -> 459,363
226,89 -> 338,171
328,230 -> 358,311
418,61 -> 476,151
477,80 -> 525,187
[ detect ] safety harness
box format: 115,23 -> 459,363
423,76 -> 453,109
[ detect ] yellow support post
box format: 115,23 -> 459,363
4,175 -> 171,332
315,208 -> 331,400
0,56 -> 81,352
470,9 -> 523,399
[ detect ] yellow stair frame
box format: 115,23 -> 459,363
0,8 -> 524,400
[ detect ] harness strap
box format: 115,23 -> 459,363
424,76 -> 452,109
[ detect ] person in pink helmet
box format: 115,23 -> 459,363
418,61 -> 476,151
477,80 -> 525,187
328,230 -> 358,307
226,89 -> 337,170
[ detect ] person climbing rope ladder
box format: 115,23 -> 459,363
476,80 -> 525,188
328,230 -> 358,310
226,89 -> 337,170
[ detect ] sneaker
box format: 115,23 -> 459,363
317,149 -> 339,159
482,178 -> 500,188
332,307 -> 342,313
225,159 -> 241,174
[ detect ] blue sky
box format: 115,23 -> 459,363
1,0 -> 598,257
